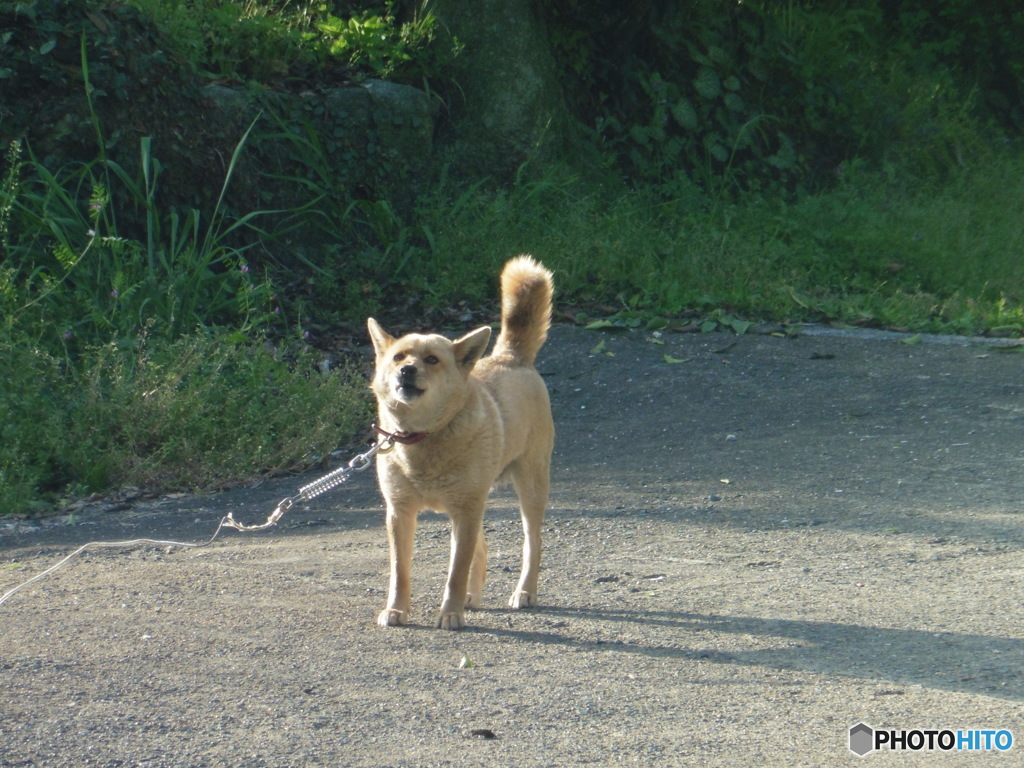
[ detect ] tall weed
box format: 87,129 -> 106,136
0,331 -> 372,513
2,125 -> 276,347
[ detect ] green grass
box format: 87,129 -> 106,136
0,331 -> 372,515
399,146 -> 1024,336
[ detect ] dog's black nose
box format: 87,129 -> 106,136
399,365 -> 418,382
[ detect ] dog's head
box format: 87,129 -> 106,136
367,318 -> 491,432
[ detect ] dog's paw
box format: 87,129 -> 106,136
436,610 -> 466,630
508,590 -> 537,610
465,592 -> 483,610
377,608 -> 410,627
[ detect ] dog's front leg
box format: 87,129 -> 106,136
378,504 -> 417,627
437,511 -> 484,630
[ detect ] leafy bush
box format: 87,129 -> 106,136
0,0 -> 458,256
542,0 -> 1013,196
126,0 -> 455,86
0,0 -> 203,164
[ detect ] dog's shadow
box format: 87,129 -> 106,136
464,604 -> 1024,703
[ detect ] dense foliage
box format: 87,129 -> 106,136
541,0 -> 1023,196
1,0 -> 1023,515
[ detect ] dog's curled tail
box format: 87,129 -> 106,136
493,255 -> 553,366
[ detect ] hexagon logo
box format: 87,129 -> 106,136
849,722 -> 875,756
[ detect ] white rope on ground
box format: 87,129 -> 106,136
0,518 -> 232,607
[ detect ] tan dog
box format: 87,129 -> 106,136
367,256 -> 554,630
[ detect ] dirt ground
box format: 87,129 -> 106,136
2,323 -> 1023,767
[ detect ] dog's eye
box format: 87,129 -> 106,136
424,355 -> 439,365
392,353 -> 405,363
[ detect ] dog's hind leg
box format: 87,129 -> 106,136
508,461 -> 549,609
465,528 -> 488,610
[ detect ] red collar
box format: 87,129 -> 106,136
373,424 -> 429,445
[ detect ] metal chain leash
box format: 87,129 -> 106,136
222,435 -> 394,532
0,435 -> 396,608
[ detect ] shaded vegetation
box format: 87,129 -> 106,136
543,0 -> 1023,195
1,0 -> 1022,514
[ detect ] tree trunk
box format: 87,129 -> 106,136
434,0 -> 571,181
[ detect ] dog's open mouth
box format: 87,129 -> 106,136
396,381 -> 425,399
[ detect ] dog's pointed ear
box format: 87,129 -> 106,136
367,318 -> 395,357
453,326 -> 492,371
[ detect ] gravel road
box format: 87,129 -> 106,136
2,323 -> 1023,766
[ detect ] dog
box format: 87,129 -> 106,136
367,256 -> 554,630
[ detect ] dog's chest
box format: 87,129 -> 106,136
378,442 -> 499,508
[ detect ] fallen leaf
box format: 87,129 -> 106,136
730,319 -> 752,335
